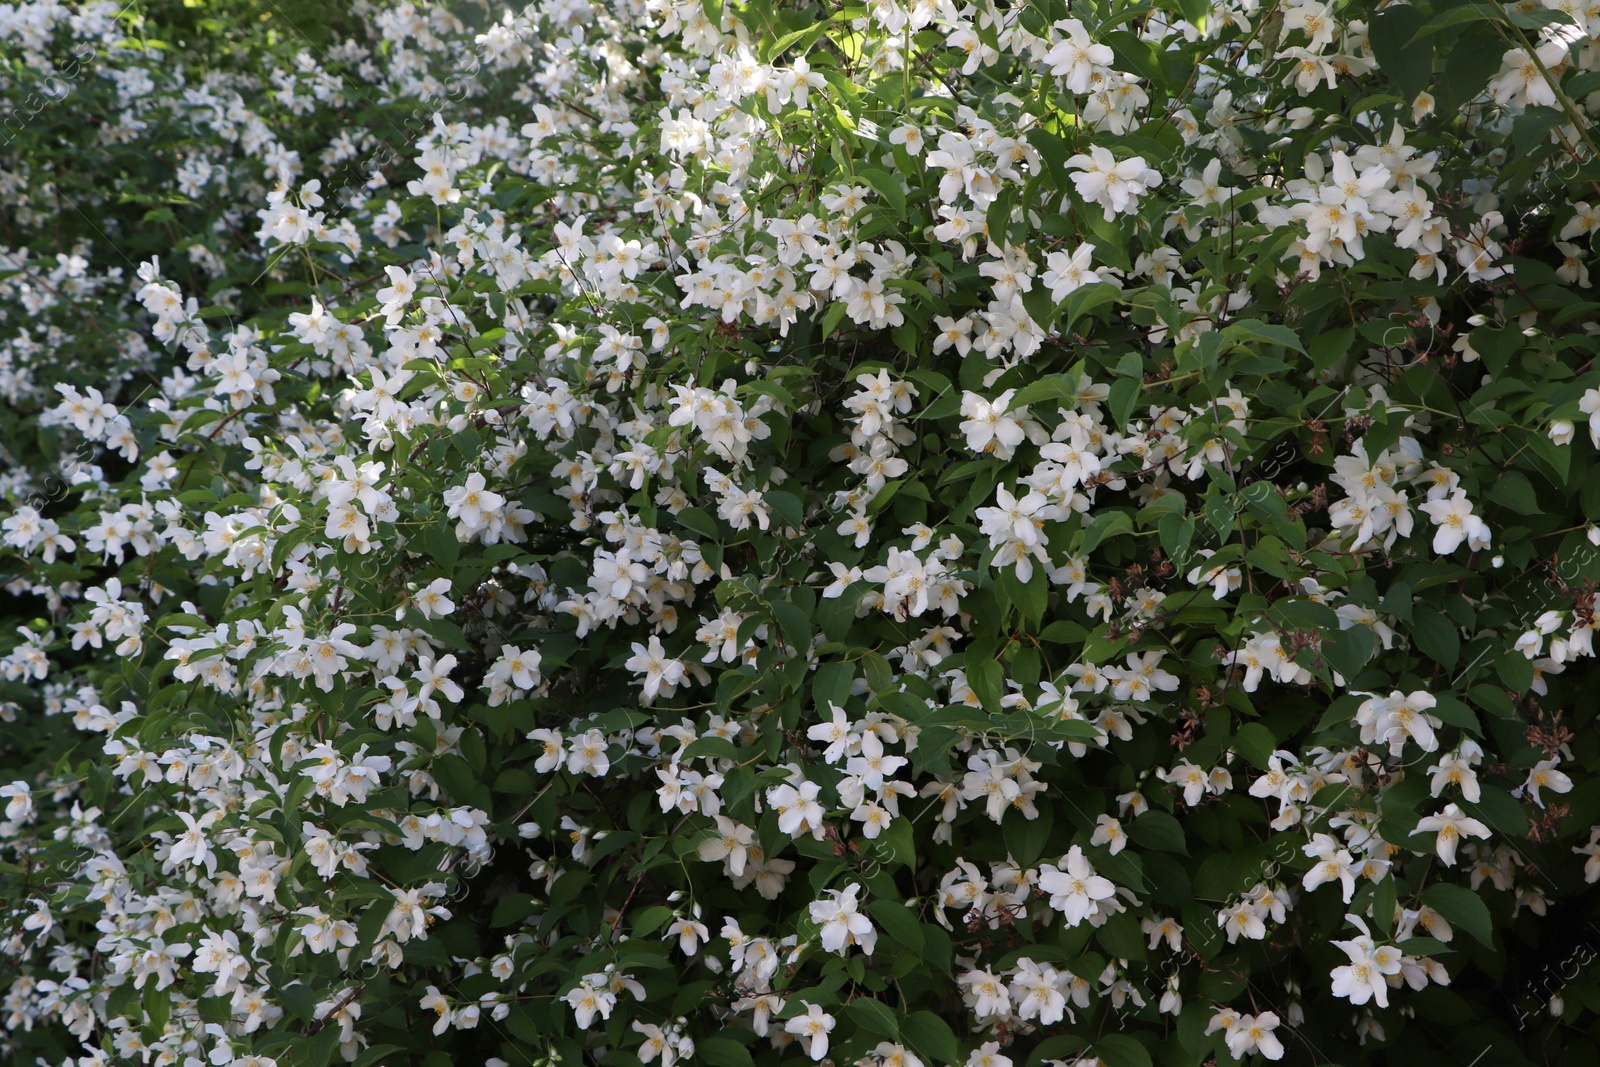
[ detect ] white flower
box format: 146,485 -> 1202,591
959,968 -> 1012,1018
413,653 -> 463,704
784,1002 -> 835,1060
566,728 -> 611,776
1226,1012 -> 1285,1060
966,1041 -> 1012,1067
1037,845 -> 1115,925
1008,957 -> 1070,1024
624,636 -> 687,704
1581,387 -> 1600,447
697,815 -> 754,876
1328,920 -> 1402,1007
1041,243 -> 1108,301
1427,746 -> 1482,803
486,644 -> 542,701
444,472 -> 506,540
421,986 -> 454,1035
1490,42 -> 1568,109
0,782 -> 34,824
528,728 -> 565,773
1142,915 -> 1184,951
809,883 -> 876,955
1064,145 -> 1161,221
767,779 -> 826,839
1417,489 -> 1491,554
959,389 -> 1028,459
565,980 -> 615,1029
1163,761 -> 1209,806
1301,835 -> 1356,903
1041,19 -> 1112,92
1574,828 -> 1600,883
415,577 -> 455,618
192,929 -> 249,996
1179,157 -> 1239,207
807,703 -> 855,763
295,906 -> 358,956
1090,814 -> 1126,855
1218,899 -> 1267,943
1412,803 -> 1492,866
1514,757 -> 1573,808
665,912 -> 710,956
376,265 -> 416,321
168,809 -> 222,876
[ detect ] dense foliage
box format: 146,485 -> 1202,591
6,0 -> 1600,1066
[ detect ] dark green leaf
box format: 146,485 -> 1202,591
1421,882 -> 1495,948
1094,1034 -> 1153,1067
1129,810 -> 1190,855
847,996 -> 901,1040
1411,606 -> 1461,668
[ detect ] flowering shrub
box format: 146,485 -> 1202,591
7,0 -> 1600,1065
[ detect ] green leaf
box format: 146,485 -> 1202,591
967,657 -> 1004,713
1008,373 -> 1080,410
901,1011 -> 960,1066
1061,282 -> 1121,334
1004,804 -> 1055,867
859,166 -> 907,219
1468,682 -> 1517,719
1460,786 -> 1528,837
1204,490 -> 1237,540
847,997 -> 901,1040
423,519 -> 460,571
1233,723 -> 1276,769
354,1047 -> 406,1067
631,904 -> 676,937
1369,4 -> 1433,103
1128,810 -> 1190,855
698,1037 -> 755,1067
1324,622 -> 1375,682
862,651 -> 895,695
1028,1036 -> 1089,1067
491,893 -> 540,928
1486,470 -> 1542,515
771,599 -> 811,649
1108,376 -> 1141,427
1308,325 -> 1356,375
1430,694 -> 1482,736
1421,882 -> 1495,948
765,18 -> 832,60
1080,509 -> 1134,553
1094,1034 -> 1153,1067
766,489 -> 805,530
873,816 -> 917,870
1497,650 -> 1535,694
1095,909 -> 1148,961
997,565 -> 1047,627
1173,0 -> 1208,28
1408,4 -> 1491,41
821,298 -> 850,338
813,661 -> 855,714
1411,606 -> 1461,668
1437,24 -> 1505,119
142,981 -> 171,1037
676,506 -> 721,541
1221,318 -> 1305,355
868,898 -> 925,956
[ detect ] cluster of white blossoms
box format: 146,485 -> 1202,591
41,385 -> 138,463
3,0 -> 1600,1060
